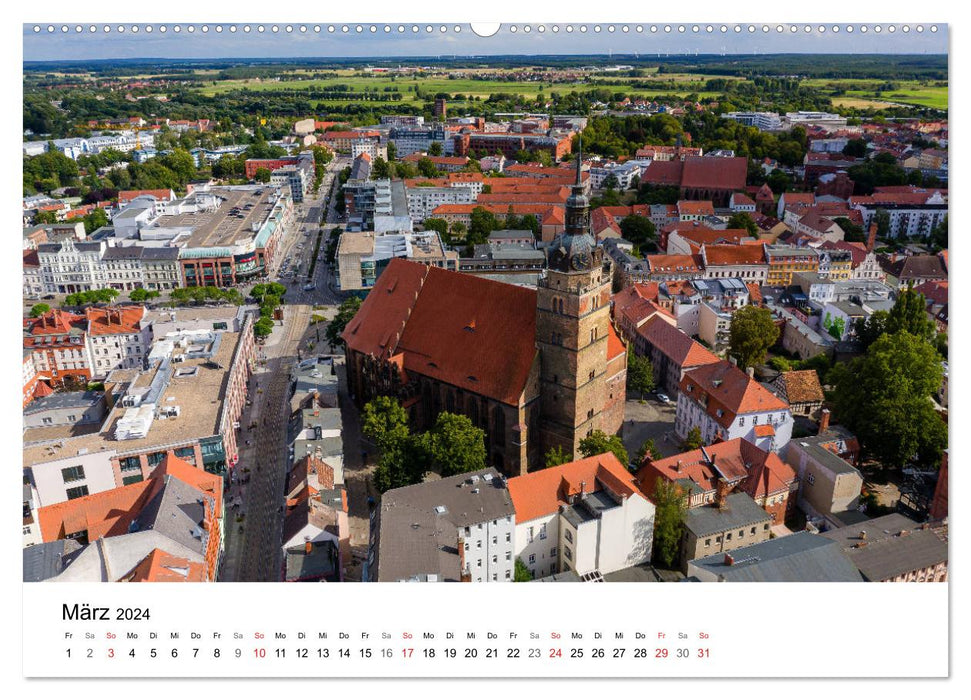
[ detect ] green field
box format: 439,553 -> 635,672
803,78 -> 948,110
195,69 -> 737,104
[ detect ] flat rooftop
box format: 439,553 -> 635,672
156,188 -> 276,249
23,331 -> 243,465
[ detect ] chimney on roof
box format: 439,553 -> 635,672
867,222 -> 878,253
724,553 -> 734,566
859,530 -> 867,541
819,408 -> 831,434
304,537 -> 312,555
675,460 -> 683,473
715,479 -> 731,511
579,481 -> 586,496
728,355 -> 737,367
747,366 -> 755,379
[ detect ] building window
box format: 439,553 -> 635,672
506,552 -> 511,561
751,527 -> 756,535
764,523 -> 770,530
505,532 -> 511,543
564,529 -> 573,544
66,485 -> 89,500
528,554 -> 536,564
564,547 -> 572,561
726,533 -> 732,541
505,571 -> 511,580
807,474 -> 815,485
550,548 -> 557,557
539,524 -> 547,540
739,530 -> 745,538
527,526 -> 534,543
61,466 -> 85,483
705,539 -> 711,547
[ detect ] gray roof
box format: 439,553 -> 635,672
820,513 -> 948,581
532,570 -> 581,582
132,475 -> 213,557
838,530 -> 947,581
373,468 -> 514,582
299,407 -> 343,434
139,247 -> 180,260
787,439 -> 860,476
22,540 -> 83,582
683,492 -> 772,538
689,531 -> 864,582
285,540 -> 338,581
101,246 -> 145,260
23,391 -> 104,415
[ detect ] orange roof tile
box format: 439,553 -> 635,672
344,259 -> 538,406
753,424 -> 775,437
703,244 -> 767,266
38,481 -> 153,542
507,453 -> 640,523
123,549 -> 206,582
638,315 -> 721,368
607,323 -> 626,361
85,306 -> 145,336
681,361 -> 789,428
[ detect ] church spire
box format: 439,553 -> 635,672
574,134 -> 583,187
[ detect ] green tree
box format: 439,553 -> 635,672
830,331 -> 947,468
886,285 -> 936,342
680,426 -> 704,452
428,141 -> 443,157
627,352 -> 655,398
362,396 -> 410,452
727,212 -> 758,236
386,141 -> 397,161
253,167 -> 271,184
873,208 -> 891,236
325,296 -> 363,348
417,157 -> 438,178
634,439 -> 662,466
129,288 -> 160,303
372,157 -> 391,180
423,412 -> 487,477
33,210 -> 57,224
253,316 -> 274,339
834,216 -> 865,243
728,305 -> 780,370
853,311 -> 889,351
29,303 -> 50,317
469,206 -> 500,243
842,138 -> 868,158
544,445 -> 573,468
373,434 -> 427,493
619,214 -> 657,250
578,430 -> 629,466
514,558 -> 534,582
767,356 -> 792,373
651,481 -> 687,569
423,218 -> 448,239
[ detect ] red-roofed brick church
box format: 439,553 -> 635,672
343,145 -> 627,475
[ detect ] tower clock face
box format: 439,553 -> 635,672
571,252 -> 590,270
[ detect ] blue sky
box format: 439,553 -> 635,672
23,23 -> 947,62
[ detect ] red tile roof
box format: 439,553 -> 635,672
778,370 -> 825,405
646,254 -> 704,274
122,549 -> 206,582
753,424 -> 776,437
638,315 -> 721,369
670,226 -> 751,247
507,452 -> 640,522
38,480 -> 152,542
681,361 -> 789,428
607,323 -> 626,361
85,306 -> 145,336
703,244 -> 767,266
681,156 -> 748,190
914,280 -> 948,306
343,259 -> 538,406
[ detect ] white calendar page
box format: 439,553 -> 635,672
6,0 -> 964,692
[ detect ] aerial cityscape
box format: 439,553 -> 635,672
21,28 -> 949,584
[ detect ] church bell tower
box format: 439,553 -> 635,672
535,137 -> 613,459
